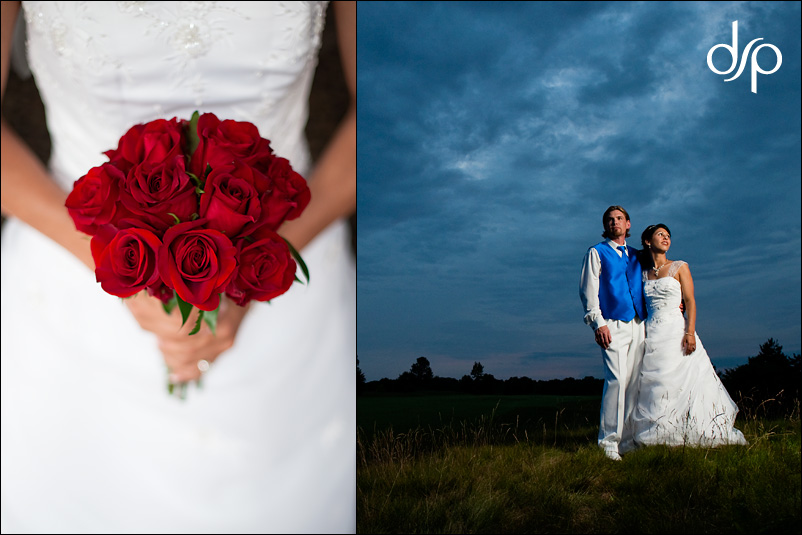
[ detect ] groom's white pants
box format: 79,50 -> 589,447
598,317 -> 645,454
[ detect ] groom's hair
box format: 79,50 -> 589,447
601,205 -> 631,239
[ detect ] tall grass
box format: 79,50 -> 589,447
357,396 -> 801,534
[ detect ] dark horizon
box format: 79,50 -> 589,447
360,337 -> 795,383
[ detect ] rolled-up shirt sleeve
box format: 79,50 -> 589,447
579,247 -> 605,331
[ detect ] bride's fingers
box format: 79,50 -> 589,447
162,345 -> 214,382
159,337 -> 212,363
159,335 -> 231,381
126,293 -> 187,335
155,310 -> 209,339
133,294 -> 243,383
167,362 -> 204,383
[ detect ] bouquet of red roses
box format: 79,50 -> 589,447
66,111 -> 310,336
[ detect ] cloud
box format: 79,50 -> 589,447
357,1 -> 801,381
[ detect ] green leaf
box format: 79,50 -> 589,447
188,310 -> 204,336
195,187 -> 205,195
203,303 -> 219,336
167,381 -> 175,395
162,295 -> 178,315
167,212 -> 181,225
186,110 -> 200,158
284,238 -> 309,284
176,294 -> 193,328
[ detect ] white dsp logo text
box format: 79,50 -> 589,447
707,20 -> 782,93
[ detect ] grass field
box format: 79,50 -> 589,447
358,393 -> 600,442
357,393 -> 801,534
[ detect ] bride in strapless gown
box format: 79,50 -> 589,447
1,2 -> 355,533
627,225 -> 746,451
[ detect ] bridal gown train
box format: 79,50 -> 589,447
629,262 -> 747,449
1,2 -> 355,533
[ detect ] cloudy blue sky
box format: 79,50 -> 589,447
356,1 -> 801,382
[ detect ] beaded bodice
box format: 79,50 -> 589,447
643,260 -> 686,324
21,1 -> 327,189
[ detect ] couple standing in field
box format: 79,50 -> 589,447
580,205 -> 747,461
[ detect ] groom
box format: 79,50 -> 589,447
579,205 -> 647,461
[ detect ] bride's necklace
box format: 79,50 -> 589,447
652,261 -> 670,277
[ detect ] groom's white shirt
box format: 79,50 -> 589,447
580,239 -> 629,332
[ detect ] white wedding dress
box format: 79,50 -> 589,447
629,261 -> 747,449
1,2 -> 355,533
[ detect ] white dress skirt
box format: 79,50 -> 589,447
1,2 -> 355,533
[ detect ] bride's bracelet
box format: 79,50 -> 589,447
684,332 -> 694,336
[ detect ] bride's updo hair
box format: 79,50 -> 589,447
639,224 -> 671,270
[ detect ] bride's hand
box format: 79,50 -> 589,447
682,333 -> 696,355
125,292 -> 250,382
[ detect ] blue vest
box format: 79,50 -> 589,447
593,242 -> 647,322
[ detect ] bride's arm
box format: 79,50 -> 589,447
677,263 -> 697,355
278,0 -> 356,252
1,1 -> 94,270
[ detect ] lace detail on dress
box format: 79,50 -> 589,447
23,2 -> 121,104
644,262 -> 685,325
22,2 -> 328,111
642,260 -> 687,282
667,260 -> 686,278
21,1 -> 327,186
113,1 -> 253,108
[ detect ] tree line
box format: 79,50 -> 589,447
357,356 -> 604,396
358,338 -> 800,416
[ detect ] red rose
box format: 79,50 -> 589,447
260,157 -> 310,230
225,227 -> 296,307
90,225 -> 162,298
119,156 -> 198,232
65,163 -> 123,235
158,219 -> 238,311
199,161 -> 266,238
104,118 -> 185,173
189,112 -> 274,176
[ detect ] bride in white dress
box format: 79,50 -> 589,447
1,2 -> 355,533
628,224 -> 747,450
